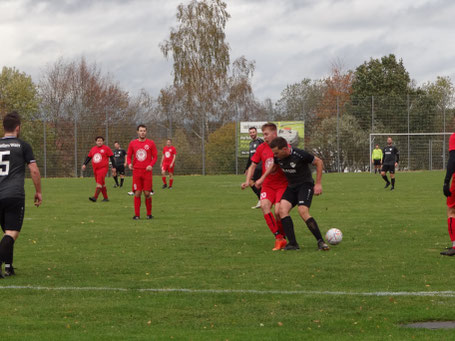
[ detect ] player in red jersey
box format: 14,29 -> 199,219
161,139 -> 177,189
442,132 -> 455,255
241,123 -> 288,251
82,136 -> 115,202
127,124 -> 158,220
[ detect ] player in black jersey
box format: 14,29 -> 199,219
269,137 -> 329,251
381,137 -> 399,190
112,141 -> 127,188
244,127 -> 264,209
0,112 -> 42,278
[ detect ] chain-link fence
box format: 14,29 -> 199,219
12,95 -> 455,177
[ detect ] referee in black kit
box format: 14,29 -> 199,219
0,112 -> 42,278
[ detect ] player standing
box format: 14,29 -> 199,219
82,136 -> 116,202
241,123 -> 288,251
381,137 -> 399,190
244,127 -> 264,209
112,141 -> 127,188
161,139 -> 177,189
269,137 -> 329,251
0,112 -> 42,277
371,144 -> 383,174
441,132 -> 455,256
127,125 -> 158,220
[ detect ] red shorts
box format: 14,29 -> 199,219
94,167 -> 108,186
133,168 -> 153,192
162,163 -> 174,173
447,182 -> 455,207
260,184 -> 287,204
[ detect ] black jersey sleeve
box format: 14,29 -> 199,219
83,156 -> 92,166
444,151 -> 455,185
295,148 -> 315,164
22,141 -> 35,164
110,155 -> 116,167
395,146 -> 399,163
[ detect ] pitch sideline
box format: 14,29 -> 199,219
1,285 -> 455,297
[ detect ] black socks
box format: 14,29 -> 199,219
305,217 -> 324,241
281,216 -> 297,245
0,235 -> 15,265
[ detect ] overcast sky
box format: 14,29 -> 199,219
1,0 -> 454,102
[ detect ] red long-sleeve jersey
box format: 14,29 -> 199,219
127,139 -> 158,169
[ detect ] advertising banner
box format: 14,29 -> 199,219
238,121 -> 305,157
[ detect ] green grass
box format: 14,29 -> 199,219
1,172 -> 454,340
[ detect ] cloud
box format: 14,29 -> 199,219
0,0 -> 454,102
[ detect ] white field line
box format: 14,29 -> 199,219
1,285 -> 455,297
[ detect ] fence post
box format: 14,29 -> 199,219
443,104 -> 446,168
235,117 -> 239,176
74,114 -> 78,178
407,94 -> 411,171
43,115 -> 47,178
201,114 -> 206,176
336,96 -> 340,173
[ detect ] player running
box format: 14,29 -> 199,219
127,124 -> 158,220
161,139 -> 177,189
244,127 -> 264,209
82,136 -> 116,202
381,137 -> 399,190
112,141 -> 127,188
269,137 -> 329,251
241,123 -> 288,251
442,132 -> 455,256
0,112 -> 42,278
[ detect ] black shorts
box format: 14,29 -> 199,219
252,167 -> 262,182
373,159 -> 381,166
115,164 -> 125,175
381,164 -> 395,174
0,198 -> 25,232
281,183 -> 314,208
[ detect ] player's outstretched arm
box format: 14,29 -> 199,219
241,163 -> 256,189
313,156 -> 323,195
28,162 -> 42,206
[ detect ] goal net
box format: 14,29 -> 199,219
369,133 -> 452,172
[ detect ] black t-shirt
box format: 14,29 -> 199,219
0,137 -> 35,199
113,149 -> 126,166
245,138 -> 264,171
382,145 -> 399,166
275,147 -> 315,187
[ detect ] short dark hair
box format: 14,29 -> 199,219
248,127 -> 257,131
261,122 -> 277,132
95,136 -> 104,141
3,111 -> 21,132
270,136 -> 288,149
137,124 -> 147,131
114,141 -> 119,144
167,138 -> 172,142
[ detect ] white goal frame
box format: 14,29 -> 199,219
369,132 -> 452,173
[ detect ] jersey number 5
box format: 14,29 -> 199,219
0,151 -> 10,176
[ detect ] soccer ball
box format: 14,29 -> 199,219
325,228 -> 343,245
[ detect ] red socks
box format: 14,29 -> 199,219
448,218 -> 455,246
134,197 -> 141,217
264,213 -> 284,239
162,177 -> 167,185
146,197 -> 152,215
101,187 -> 108,199
169,179 -> 173,187
94,187 -> 101,199
276,219 -> 285,238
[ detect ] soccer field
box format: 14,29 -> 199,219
1,171 -> 454,340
